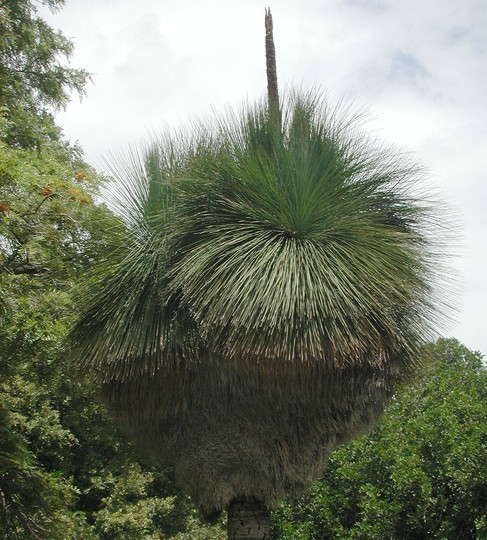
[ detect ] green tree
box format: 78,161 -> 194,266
68,85 -> 450,539
0,0 -> 89,148
0,123 -> 114,538
273,339 -> 486,539
0,1 -> 121,536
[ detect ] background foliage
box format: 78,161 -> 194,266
273,339 -> 486,539
0,1 -> 484,539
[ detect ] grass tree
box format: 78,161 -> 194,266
68,11 -> 450,540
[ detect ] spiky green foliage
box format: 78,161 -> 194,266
69,90 -> 450,518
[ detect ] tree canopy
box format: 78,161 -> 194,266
66,84 -> 452,534
0,0 -> 89,147
273,339 -> 486,539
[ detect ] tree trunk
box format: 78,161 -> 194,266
227,497 -> 271,539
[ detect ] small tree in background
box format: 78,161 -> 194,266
273,339 -> 486,539
68,10 -> 452,540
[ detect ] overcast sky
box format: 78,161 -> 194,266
41,0 -> 486,355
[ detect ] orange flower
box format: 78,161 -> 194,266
41,187 -> 53,196
75,172 -> 89,181
78,197 -> 92,204
0,202 -> 10,213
